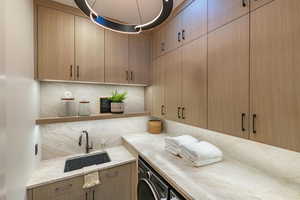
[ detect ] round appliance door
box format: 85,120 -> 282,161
138,178 -> 159,200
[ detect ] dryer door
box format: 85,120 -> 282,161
138,178 -> 159,200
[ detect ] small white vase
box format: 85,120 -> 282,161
111,102 -> 125,114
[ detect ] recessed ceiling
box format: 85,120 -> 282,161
53,0 -> 162,24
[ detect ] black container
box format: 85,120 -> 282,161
100,97 -> 111,113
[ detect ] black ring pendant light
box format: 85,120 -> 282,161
74,0 -> 173,34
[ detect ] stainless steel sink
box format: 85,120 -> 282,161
64,152 -> 111,173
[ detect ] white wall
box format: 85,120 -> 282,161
4,0 -> 40,200
0,0 -> 6,199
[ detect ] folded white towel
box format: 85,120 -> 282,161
165,144 -> 179,155
180,141 -> 223,167
165,135 -> 199,147
83,171 -> 101,189
182,155 -> 223,167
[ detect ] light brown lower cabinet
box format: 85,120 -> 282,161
250,0 -> 300,152
250,0 -> 274,11
208,15 -> 250,139
29,163 -> 134,200
91,164 -> 132,200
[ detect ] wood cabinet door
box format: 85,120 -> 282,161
164,49 -> 182,121
105,31 -> 129,84
181,37 -> 207,128
75,16 -> 105,83
164,14 -> 182,53
152,58 -> 165,118
208,0 -> 249,32
208,15 -> 250,139
129,34 -> 151,85
181,0 -> 207,44
250,0 -> 300,152
250,0 -> 273,11
37,6 -> 74,81
94,164 -> 132,200
32,176 -> 86,200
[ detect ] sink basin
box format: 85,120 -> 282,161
64,152 -> 111,173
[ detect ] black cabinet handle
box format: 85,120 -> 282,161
177,32 -> 181,42
182,107 -> 185,119
241,113 -> 246,132
177,107 -> 181,119
126,70 -> 129,81
182,30 -> 185,40
130,71 -> 133,81
93,190 -> 95,200
77,65 -> 79,79
242,0 -> 247,7
70,65 -> 73,78
161,105 -> 165,116
161,42 -> 165,52
252,114 -> 257,134
85,192 -> 88,200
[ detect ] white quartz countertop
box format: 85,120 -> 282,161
123,133 -> 300,200
27,146 -> 136,189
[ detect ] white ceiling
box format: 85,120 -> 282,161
53,0 -> 162,24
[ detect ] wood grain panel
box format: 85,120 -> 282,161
129,34 -> 151,85
250,0 -> 300,152
75,16 -> 105,82
208,0 -> 249,32
105,31 -> 129,84
37,6 -> 74,81
181,36 -> 207,128
181,0 -> 208,43
208,15 -> 250,139
250,0 -> 274,11
165,49 -> 182,121
152,58 -> 165,118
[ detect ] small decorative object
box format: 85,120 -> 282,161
148,120 -> 162,134
100,97 -> 111,113
59,91 -> 76,117
78,101 -> 91,116
108,90 -> 127,114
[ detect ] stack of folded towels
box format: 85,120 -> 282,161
165,135 -> 223,167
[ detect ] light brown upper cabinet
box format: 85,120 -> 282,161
164,49 -> 182,121
37,6 -> 75,81
152,26 -> 166,59
164,14 -> 182,53
129,34 -> 151,85
208,0 -> 249,32
208,15 -> 250,139
75,16 -> 105,83
250,0 -> 274,11
152,58 -> 166,118
105,31 -> 129,84
181,0 -> 207,44
164,0 -> 208,53
250,0 -> 300,152
181,37 -> 207,127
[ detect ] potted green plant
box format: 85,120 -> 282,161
108,90 -> 127,114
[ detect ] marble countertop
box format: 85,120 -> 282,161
123,133 -> 300,200
27,146 -> 136,189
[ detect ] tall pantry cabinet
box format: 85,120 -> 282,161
250,0 -> 300,152
151,0 -> 300,152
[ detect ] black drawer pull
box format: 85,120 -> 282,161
253,114 -> 257,134
177,32 -> 181,42
177,107 -> 181,119
241,113 -> 246,132
182,30 -> 185,40
182,107 -> 185,119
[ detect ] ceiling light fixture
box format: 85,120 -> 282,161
74,0 -> 173,34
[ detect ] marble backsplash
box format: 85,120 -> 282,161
40,116 -> 149,160
40,82 -> 145,117
165,120 -> 300,185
